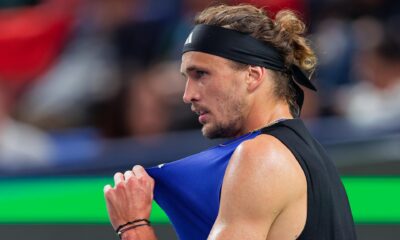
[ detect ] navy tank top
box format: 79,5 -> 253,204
147,119 -> 356,240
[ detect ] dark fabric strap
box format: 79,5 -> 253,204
115,218 -> 151,233
183,24 -> 286,71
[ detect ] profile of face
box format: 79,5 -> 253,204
181,52 -> 249,139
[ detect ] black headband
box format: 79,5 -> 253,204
182,24 -> 317,112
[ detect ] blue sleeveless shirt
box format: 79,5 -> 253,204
146,130 -> 262,240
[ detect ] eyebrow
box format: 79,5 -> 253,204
180,65 -> 207,76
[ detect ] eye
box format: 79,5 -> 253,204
194,70 -> 207,79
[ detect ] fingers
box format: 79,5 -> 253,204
103,184 -> 114,204
132,165 -> 154,190
104,166 -> 154,229
132,165 -> 148,179
114,172 -> 124,186
124,170 -> 134,180
112,166 -> 151,188
104,184 -> 112,193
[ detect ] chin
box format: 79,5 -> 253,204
201,122 -> 237,139
201,124 -> 214,139
201,123 -> 219,139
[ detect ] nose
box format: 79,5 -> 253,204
182,79 -> 199,104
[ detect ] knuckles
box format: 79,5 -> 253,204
111,168 -> 155,192
115,181 -> 126,190
132,165 -> 145,172
124,170 -> 133,178
136,176 -> 146,184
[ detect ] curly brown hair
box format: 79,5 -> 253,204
194,4 -> 317,117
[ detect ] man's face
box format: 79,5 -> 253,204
181,52 -> 249,139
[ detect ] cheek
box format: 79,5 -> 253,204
207,76 -> 246,119
214,94 -> 237,120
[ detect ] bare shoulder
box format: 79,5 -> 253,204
220,134 -> 306,218
227,134 -> 305,186
209,134 -> 307,239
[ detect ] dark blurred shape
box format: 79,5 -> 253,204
376,15 -> 400,61
0,0 -> 40,8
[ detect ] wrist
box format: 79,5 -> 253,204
116,219 -> 154,240
116,219 -> 151,234
120,225 -> 154,240
121,228 -> 139,240
120,229 -> 139,240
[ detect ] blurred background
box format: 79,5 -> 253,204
0,0 -> 399,239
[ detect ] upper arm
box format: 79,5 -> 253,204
208,135 -> 306,240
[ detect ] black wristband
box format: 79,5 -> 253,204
115,219 -> 151,234
117,222 -> 151,239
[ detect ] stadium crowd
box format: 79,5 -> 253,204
0,0 -> 399,170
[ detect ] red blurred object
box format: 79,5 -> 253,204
231,0 -> 306,16
0,0 -> 77,89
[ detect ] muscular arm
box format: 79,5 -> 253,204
208,135 -> 306,240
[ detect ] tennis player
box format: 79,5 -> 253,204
104,4 -> 356,240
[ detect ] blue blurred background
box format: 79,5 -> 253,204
0,0 -> 399,239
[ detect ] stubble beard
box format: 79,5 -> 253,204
202,97 -> 246,139
202,119 -> 242,139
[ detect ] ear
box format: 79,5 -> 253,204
246,65 -> 266,92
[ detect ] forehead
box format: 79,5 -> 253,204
180,51 -> 233,73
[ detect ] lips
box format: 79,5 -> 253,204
192,106 -> 210,124
198,112 -> 209,124
198,110 -> 208,116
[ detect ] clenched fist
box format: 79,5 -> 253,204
104,165 -> 155,231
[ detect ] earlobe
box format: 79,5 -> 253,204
247,66 -> 265,92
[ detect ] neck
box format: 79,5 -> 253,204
236,99 -> 293,137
